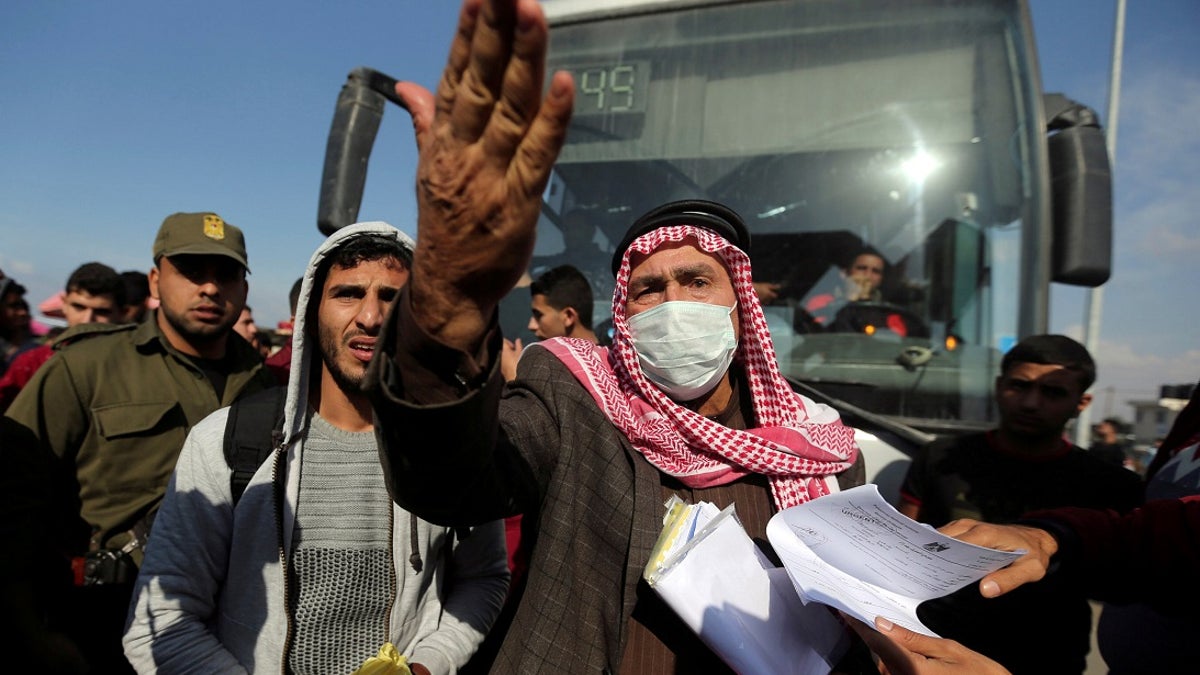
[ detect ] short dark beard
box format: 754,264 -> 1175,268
318,321 -> 367,397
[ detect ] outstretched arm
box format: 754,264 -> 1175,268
936,519 -> 1057,598
942,497 -> 1200,611
395,0 -> 573,354
367,0 -> 568,526
1019,497 -> 1200,609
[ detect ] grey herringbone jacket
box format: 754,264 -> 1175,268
372,312 -> 663,674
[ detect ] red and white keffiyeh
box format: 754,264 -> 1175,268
536,224 -> 858,508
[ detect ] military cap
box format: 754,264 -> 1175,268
152,212 -> 249,271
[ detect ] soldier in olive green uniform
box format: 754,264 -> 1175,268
4,212 -> 276,674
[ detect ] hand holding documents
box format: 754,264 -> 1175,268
643,485 -> 1026,673
766,484 -> 1024,637
643,496 -> 850,675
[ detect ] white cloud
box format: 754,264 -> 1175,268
0,256 -> 36,277
1094,340 -> 1200,375
1140,223 -> 1200,256
1089,342 -> 1200,420
1041,324 -> 1198,419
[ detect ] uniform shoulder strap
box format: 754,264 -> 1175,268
51,321 -> 133,350
223,386 -> 287,506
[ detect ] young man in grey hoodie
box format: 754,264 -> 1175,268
123,222 -> 509,674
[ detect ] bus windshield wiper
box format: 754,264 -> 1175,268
785,376 -> 935,448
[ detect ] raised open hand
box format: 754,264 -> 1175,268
395,0 -> 574,351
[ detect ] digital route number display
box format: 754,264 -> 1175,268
561,60 -> 650,116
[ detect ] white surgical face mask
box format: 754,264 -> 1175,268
627,300 -> 737,401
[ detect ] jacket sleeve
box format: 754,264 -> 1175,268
409,519 -> 511,674
0,347 -> 45,412
3,353 -> 89,554
122,410 -> 248,674
366,288 -> 541,527
1022,494 -> 1200,613
4,350 -> 88,463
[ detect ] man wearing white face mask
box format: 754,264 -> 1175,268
626,299 -> 737,401
366,4 -> 864,671
373,197 -> 865,671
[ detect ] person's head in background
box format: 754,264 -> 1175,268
528,265 -> 597,343
843,248 -> 886,302
278,277 -> 304,336
61,262 -> 126,328
120,270 -> 152,324
289,277 -> 303,316
233,305 -> 259,344
0,272 -> 31,345
253,329 -> 275,358
996,334 -> 1095,443
233,305 -> 274,358
1096,417 -> 1123,444
559,209 -> 603,252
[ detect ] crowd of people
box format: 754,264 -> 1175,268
2,2 -> 1195,674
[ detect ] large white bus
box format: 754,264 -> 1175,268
319,0 -> 1112,501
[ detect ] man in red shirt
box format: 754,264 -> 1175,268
0,263 -> 125,411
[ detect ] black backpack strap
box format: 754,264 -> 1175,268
222,387 -> 288,506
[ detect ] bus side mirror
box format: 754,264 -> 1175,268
317,68 -> 405,236
1044,93 -> 1112,287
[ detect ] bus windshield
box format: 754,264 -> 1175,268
525,0 -> 1043,430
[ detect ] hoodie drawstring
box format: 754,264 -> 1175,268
408,517 -> 422,573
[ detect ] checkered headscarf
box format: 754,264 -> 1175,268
537,225 -> 858,508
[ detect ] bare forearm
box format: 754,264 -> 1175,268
1022,496 -> 1200,609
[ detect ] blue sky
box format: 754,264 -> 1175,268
1030,0 -> 1200,418
2,0 -> 1197,420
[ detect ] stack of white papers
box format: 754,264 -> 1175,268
643,496 -> 849,675
643,485 -> 1026,673
766,484 -> 1024,636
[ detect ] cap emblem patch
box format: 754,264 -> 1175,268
203,214 -> 226,240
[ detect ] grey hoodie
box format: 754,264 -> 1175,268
123,222 -> 509,674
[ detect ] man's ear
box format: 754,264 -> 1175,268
562,307 -> 578,329
148,266 -> 161,301
1074,392 -> 1094,416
